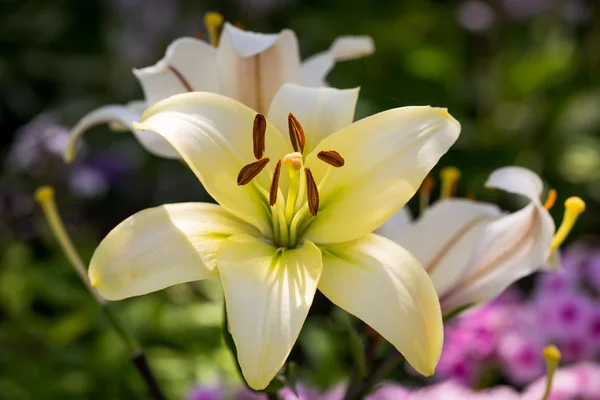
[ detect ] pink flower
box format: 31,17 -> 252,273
498,332 -> 545,384
522,362 -> 600,400
365,383 -> 411,400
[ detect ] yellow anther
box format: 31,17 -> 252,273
541,345 -> 561,400
34,186 -> 106,303
204,12 -> 224,47
419,175 -> 435,215
544,189 -> 557,211
440,166 -> 461,199
34,186 -> 55,204
551,197 -> 586,250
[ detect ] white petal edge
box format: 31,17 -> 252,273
64,104 -> 179,162
304,106 -> 461,244
440,202 -> 555,312
89,203 -> 259,301
374,206 -> 413,244
133,92 -> 290,235
133,37 -> 219,106
485,166 -> 544,203
389,199 -> 502,297
319,234 -> 443,376
217,24 -> 301,113
267,84 -> 359,153
301,36 -> 374,87
217,235 -> 322,389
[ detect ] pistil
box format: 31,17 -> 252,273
550,197 -> 585,250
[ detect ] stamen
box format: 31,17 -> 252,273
34,186 -> 105,303
544,189 -> 557,211
195,31 -> 206,40
541,345 -> 561,400
305,168 -> 319,216
550,197 -> 586,250
253,114 -> 267,159
440,166 -> 461,198
466,191 -> 476,200
204,12 -> 224,47
269,159 -> 282,206
288,113 -> 306,153
168,66 -> 194,92
237,158 -> 270,185
317,150 -> 345,167
419,175 -> 435,215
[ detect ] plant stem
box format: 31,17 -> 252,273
343,352 -> 404,400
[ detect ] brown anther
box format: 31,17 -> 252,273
237,158 -> 270,186
421,175 -> 435,193
234,22 -> 245,30
288,113 -> 306,153
305,168 -> 319,216
466,191 -> 476,200
269,159 -> 282,206
317,150 -> 345,167
253,114 -> 267,159
168,65 -> 194,92
195,31 -> 206,40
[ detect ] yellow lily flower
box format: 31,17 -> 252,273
88,84 -> 460,389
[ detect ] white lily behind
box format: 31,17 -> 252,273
378,167 -> 557,314
65,22 -> 374,161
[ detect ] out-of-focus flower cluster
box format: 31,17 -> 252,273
436,241 -> 600,387
187,360 -> 600,399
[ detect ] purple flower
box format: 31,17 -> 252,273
187,386 -> 223,400
584,253 -> 600,292
498,333 -> 545,384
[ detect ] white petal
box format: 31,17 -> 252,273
133,92 -> 290,235
133,37 -> 218,106
107,100 -> 147,131
301,36 -> 374,87
217,24 -> 301,113
64,104 -> 179,163
391,199 -> 502,297
217,235 -> 322,389
89,203 -> 258,301
440,203 -> 555,312
374,206 -> 413,243
267,84 -> 359,153
319,234 -> 443,376
485,166 -> 544,202
304,107 -> 461,244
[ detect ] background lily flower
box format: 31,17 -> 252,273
87,84 -> 460,389
378,167 -> 558,314
64,20 -> 374,161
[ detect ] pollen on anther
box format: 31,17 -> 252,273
305,168 -> 319,216
237,158 -> 270,186
288,113 -> 306,153
269,159 -> 282,206
253,114 -> 267,159
317,150 -> 345,167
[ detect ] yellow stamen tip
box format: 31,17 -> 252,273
89,275 -> 99,288
34,186 -> 55,204
543,188 -> 557,210
565,196 -> 586,214
204,12 -> 224,47
543,345 -> 561,364
550,196 -> 585,250
440,167 -> 461,198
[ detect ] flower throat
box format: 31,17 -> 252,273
236,113 -> 345,248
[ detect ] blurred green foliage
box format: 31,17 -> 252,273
1,0 -> 599,398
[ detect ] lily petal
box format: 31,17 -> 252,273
217,23 -> 301,113
64,104 -> 179,162
304,107 -> 461,244
440,201 -> 555,312
89,203 -> 259,301
217,235 -> 322,389
133,37 -> 218,105
485,166 -> 544,202
388,199 -> 502,297
375,206 -> 413,244
267,84 -> 359,153
301,36 -> 374,87
319,234 -> 443,376
133,92 -> 290,234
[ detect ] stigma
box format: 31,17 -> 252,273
550,196 -> 585,250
